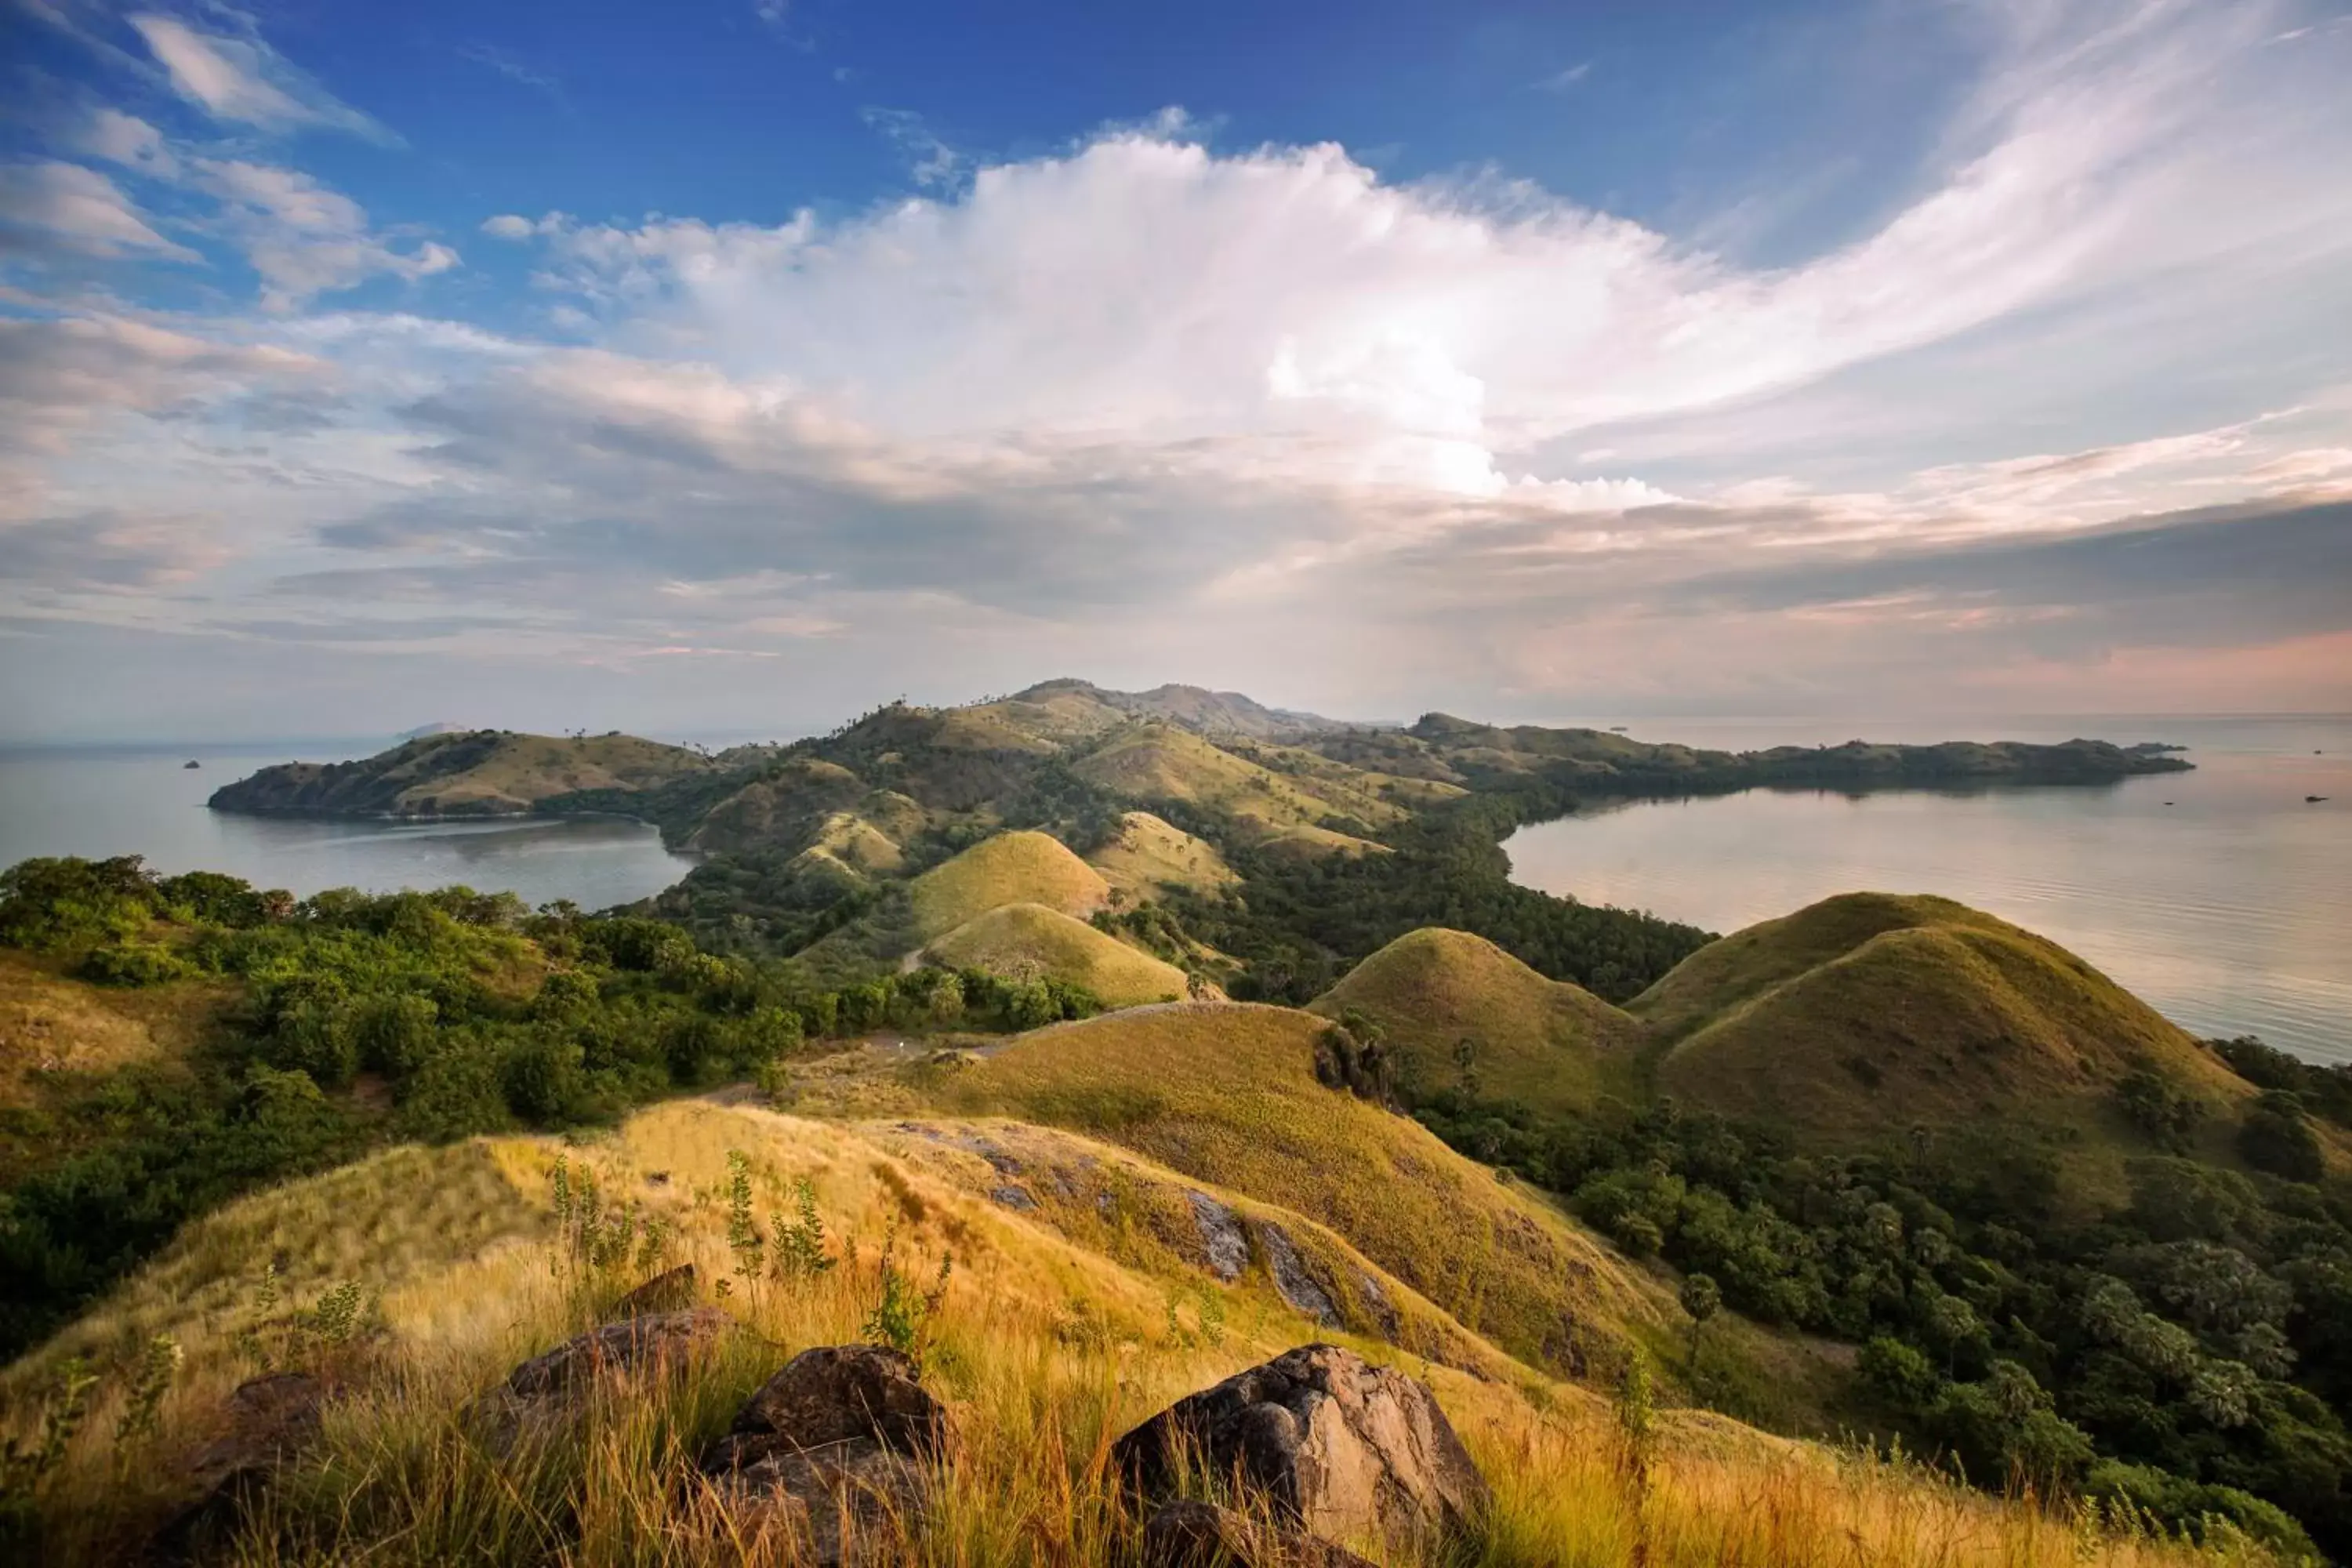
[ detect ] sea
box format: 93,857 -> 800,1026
2,714 -> 2345,1063
0,738 -> 698,915
1500,715 -> 2352,1065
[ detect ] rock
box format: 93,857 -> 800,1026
612,1262 -> 698,1317
1142,1499 -> 1378,1568
990,1184 -> 1038,1210
1187,1190 -> 1249,1281
150,1372 -> 328,1563
500,1307 -> 731,1405
1255,1222 -> 1339,1327
703,1439 -> 926,1566
700,1345 -> 953,1566
713,1343 -> 955,1461
1114,1345 -> 1489,1549
1352,1272 -> 1400,1340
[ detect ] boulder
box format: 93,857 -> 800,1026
612,1262 -> 698,1317
150,1372 -> 328,1563
1114,1345 -> 1488,1549
1187,1191 -> 1249,1281
699,1345 -> 953,1566
703,1440 -> 926,1566
711,1344 -> 954,1462
1142,1499 -> 1377,1568
500,1307 -> 732,1404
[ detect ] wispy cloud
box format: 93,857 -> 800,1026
858,107 -> 964,190
1534,60 -> 1592,92
456,42 -> 563,100
127,9 -> 400,143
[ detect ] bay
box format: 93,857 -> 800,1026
0,739 -> 696,912
1501,714 -> 2352,1065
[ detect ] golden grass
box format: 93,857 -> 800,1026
809,811 -> 908,875
8,1100 -> 2267,1568
1087,811 -> 1238,902
1258,824 -> 1391,858
1072,728 -> 1398,841
1311,928 -> 1646,1114
927,1003 -> 1667,1376
925,903 -> 1189,1007
906,830 -> 1111,940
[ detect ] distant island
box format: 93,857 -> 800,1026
209,678 -> 2194,832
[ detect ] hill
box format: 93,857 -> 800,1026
1011,677 -> 1348,739
1071,725 -> 1401,841
907,830 -> 1109,936
1310,928 -> 1644,1114
932,1001 -> 1663,1375
1085,810 -> 1237,900
208,731 -> 713,819
924,902 -> 1190,1006
2,1097 -> 2216,1568
1630,893 -> 2259,1178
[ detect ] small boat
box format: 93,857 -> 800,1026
183,759 -> 201,769
2309,795 -> 2329,804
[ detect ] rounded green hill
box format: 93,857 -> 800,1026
1312,927 -> 1642,1113
925,902 -> 1189,1007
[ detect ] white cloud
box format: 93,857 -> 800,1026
196,159 -> 459,307
71,109 -> 180,177
129,10 -> 397,143
0,160 -> 199,261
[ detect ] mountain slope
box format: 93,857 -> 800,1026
1310,927 -> 1644,1112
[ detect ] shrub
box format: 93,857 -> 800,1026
78,942 -> 190,987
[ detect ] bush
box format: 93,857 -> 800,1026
78,942 -> 190,987
2240,1092 -> 2325,1183
2085,1460 -> 2319,1558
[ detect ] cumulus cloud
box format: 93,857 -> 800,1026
128,9 -> 398,143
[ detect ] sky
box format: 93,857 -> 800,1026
2,0 -> 2350,742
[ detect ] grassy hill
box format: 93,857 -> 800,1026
1072,725 -> 1402,841
924,903 -> 1190,1007
207,731 -> 713,819
907,830 -> 1109,936
1086,811 -> 1237,901
1629,894 -> 2262,1185
1311,928 -> 1644,1114
4,1096 -> 2216,1568
931,1001 -> 1665,1376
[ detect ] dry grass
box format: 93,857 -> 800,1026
0,950 -> 221,1114
1311,928 -> 1644,1113
929,1003 -> 1668,1376
1086,811 -> 1238,902
924,904 -> 1189,1007
6,1100 -> 2270,1568
906,832 -> 1112,941
1071,728 -> 1399,842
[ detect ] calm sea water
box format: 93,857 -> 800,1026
0,739 -> 695,911
1501,715 -> 2352,1065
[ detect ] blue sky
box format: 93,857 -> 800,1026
2,0 -> 2350,739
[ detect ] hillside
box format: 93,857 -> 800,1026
924,902 -> 1191,1006
1071,724 -> 1403,841
1630,893 -> 2253,1159
907,830 -> 1109,935
1085,810 -> 1238,900
1310,928 -> 1644,1113
932,1001 -> 1664,1375
208,731 -> 713,818
2,1098 -> 2229,1568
